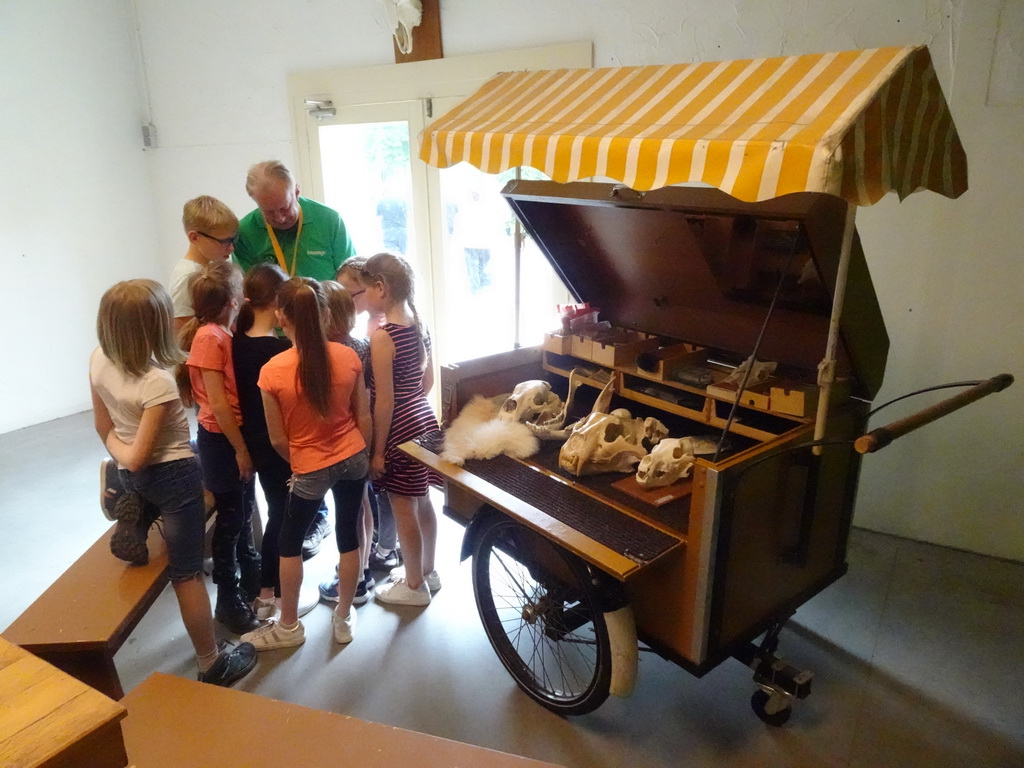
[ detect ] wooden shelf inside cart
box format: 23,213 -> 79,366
402,438 -> 685,581
543,351 -> 807,443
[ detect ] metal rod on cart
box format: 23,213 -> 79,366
513,167 -> 522,348
813,202 -> 857,455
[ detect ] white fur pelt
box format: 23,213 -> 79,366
440,395 -> 539,466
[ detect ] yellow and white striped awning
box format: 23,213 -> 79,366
420,45 -> 967,205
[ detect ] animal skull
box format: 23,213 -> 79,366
559,411 -> 650,476
526,367 -> 588,440
636,438 -> 696,489
498,380 -> 563,425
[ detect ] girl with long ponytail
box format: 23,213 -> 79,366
243,278 -> 371,650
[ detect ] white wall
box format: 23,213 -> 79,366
0,0 -> 161,433
5,0 -> 1022,561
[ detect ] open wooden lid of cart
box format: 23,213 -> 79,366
419,45 -> 967,423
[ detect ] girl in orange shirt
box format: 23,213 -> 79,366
244,278 -> 371,649
176,261 -> 261,636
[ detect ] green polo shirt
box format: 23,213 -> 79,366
234,197 -> 355,280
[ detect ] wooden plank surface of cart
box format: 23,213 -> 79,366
401,45 -> 1012,723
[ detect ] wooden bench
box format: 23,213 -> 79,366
0,634 -> 128,768
3,523 -> 173,700
121,672 -> 567,768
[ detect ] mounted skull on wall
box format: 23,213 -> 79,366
498,380 -> 563,425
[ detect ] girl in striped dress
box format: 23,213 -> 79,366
358,253 -> 441,607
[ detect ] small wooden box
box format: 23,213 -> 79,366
706,379 -> 773,410
588,330 -> 658,368
770,383 -> 819,417
635,343 -> 708,381
570,334 -> 595,360
770,379 -> 849,417
542,333 -> 573,355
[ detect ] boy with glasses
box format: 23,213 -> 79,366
101,196 -> 242,522
170,196 -> 240,333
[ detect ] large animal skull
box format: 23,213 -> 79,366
559,409 -> 649,477
636,438 -> 696,488
498,380 -> 563,425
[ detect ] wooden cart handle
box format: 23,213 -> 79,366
855,374 -> 1014,454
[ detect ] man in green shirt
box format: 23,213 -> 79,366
234,160 -> 355,559
234,160 -> 355,281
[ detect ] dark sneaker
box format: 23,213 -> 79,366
368,548 -> 399,573
319,576 -> 340,603
320,570 -> 375,605
301,514 -> 332,560
354,570 -> 376,605
198,642 -> 257,687
109,491 -> 150,566
368,545 -> 402,571
215,588 -> 262,635
100,458 -> 123,521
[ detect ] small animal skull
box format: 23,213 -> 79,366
636,438 -> 696,489
498,380 -> 563,425
559,411 -> 648,476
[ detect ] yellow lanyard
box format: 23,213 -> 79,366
264,206 -> 304,276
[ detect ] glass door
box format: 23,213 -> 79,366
306,99 -> 569,372
307,100 -> 434,340
435,162 -> 566,363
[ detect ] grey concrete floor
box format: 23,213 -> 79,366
1,410 -> 1022,768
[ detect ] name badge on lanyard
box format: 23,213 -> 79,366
264,206 -> 305,276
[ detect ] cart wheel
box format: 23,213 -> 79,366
751,689 -> 792,727
472,516 -> 612,716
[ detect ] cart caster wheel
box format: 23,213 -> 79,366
751,689 -> 792,727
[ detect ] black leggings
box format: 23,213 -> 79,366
251,443 -> 291,595
279,477 -> 365,558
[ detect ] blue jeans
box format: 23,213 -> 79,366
119,458 -> 205,581
280,451 -> 368,557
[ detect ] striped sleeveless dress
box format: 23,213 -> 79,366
368,323 -> 440,496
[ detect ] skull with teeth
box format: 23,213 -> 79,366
556,376 -> 669,477
559,410 -> 650,476
636,438 -> 695,488
498,380 -> 563,425
635,436 -> 718,488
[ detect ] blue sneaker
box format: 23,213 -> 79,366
320,570 -> 376,605
319,576 -> 340,603
354,571 -> 376,605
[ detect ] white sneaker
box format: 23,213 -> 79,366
389,567 -> 442,593
240,619 -> 305,651
375,577 -> 430,607
297,583 -> 320,618
332,609 -> 357,644
252,596 -> 277,621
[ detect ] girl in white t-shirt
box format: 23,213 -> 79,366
89,279 -> 256,686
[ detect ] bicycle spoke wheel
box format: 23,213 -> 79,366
472,516 -> 611,716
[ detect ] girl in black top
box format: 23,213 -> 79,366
232,264 -> 292,620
